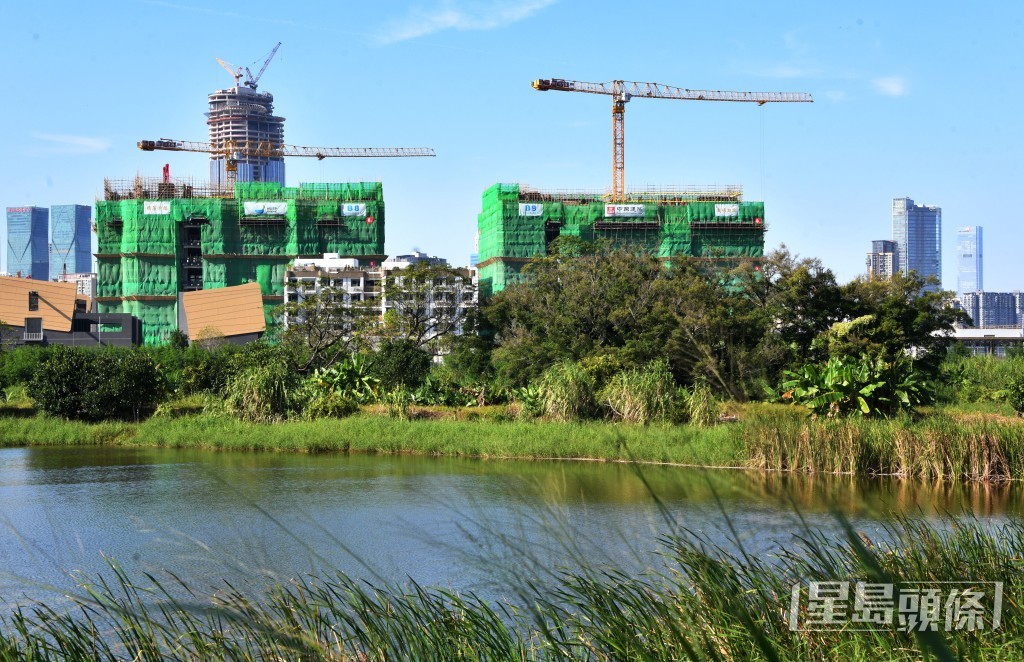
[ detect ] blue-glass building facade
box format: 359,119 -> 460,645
6,206 -> 49,280
892,197 -> 941,289
49,204 -> 93,280
955,225 -> 982,296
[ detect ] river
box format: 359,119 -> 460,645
0,446 -> 1018,608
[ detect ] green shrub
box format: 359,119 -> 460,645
938,354 -> 1024,404
600,359 -> 676,424
369,339 -> 432,391
224,360 -> 295,423
412,372 -> 475,407
1008,373 -> 1024,416
167,329 -> 190,350
310,354 -> 379,403
512,384 -> 544,419
28,346 -> 162,421
781,354 -> 931,418
296,355 -> 373,419
0,346 -> 51,386
303,391 -> 360,420
180,347 -> 235,395
538,361 -> 599,422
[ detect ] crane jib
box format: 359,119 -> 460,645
532,76 -> 812,201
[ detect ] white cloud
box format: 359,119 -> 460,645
31,133 -> 111,155
873,76 -> 908,97
377,0 -> 557,44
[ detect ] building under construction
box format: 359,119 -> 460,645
476,183 -> 765,297
207,85 -> 286,186
95,177 -> 385,345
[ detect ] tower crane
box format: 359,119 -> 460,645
215,57 -> 244,86
532,78 -> 813,201
244,42 -> 281,90
138,138 -> 435,185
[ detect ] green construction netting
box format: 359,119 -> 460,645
202,258 -> 289,296
99,299 -> 177,347
120,256 -> 178,298
478,260 -> 528,300
95,182 -> 385,345
477,183 -> 766,295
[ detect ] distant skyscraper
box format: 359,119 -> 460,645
49,204 -> 93,280
866,239 -> 897,280
957,291 -> 1020,329
979,292 -> 1018,327
6,206 -> 49,280
956,226 -> 982,296
892,197 -> 941,288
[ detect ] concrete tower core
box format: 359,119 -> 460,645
207,85 -> 285,186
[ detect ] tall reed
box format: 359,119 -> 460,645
0,515 -> 1018,659
600,359 -> 676,424
744,406 -> 1024,481
538,361 -> 599,422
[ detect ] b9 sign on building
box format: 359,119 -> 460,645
519,203 -> 543,217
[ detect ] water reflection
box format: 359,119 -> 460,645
0,446 -> 1019,607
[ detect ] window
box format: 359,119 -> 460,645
24,317 -> 43,342
28,291 -> 39,311
75,299 -> 87,313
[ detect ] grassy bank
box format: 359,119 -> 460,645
0,408 -> 745,467
0,515 -> 1019,660
2,402 -> 1024,481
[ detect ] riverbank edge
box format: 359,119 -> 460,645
1,404 -> 1023,481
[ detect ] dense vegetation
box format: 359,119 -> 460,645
3,244 -> 1022,427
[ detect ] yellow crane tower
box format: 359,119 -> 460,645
532,78 -> 813,201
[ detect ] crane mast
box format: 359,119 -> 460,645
533,78 -> 813,201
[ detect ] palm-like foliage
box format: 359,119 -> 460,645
781,355 -> 931,418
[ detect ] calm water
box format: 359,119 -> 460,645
0,446 -> 1019,607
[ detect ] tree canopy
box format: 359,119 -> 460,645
483,242 -> 965,398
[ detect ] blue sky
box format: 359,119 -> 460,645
2,1 -> 1022,289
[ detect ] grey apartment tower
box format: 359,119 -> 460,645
207,85 -> 286,186
49,204 -> 92,280
867,239 -> 897,280
892,197 -> 941,287
956,226 -> 982,296
6,206 -> 49,280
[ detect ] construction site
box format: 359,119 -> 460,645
89,50 -> 809,344
94,178 -> 386,345
91,43 -> 434,345
476,78 -> 810,296
476,184 -> 765,296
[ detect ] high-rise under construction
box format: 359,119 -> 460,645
95,178 -> 385,345
476,184 -> 766,297
207,85 -> 286,186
